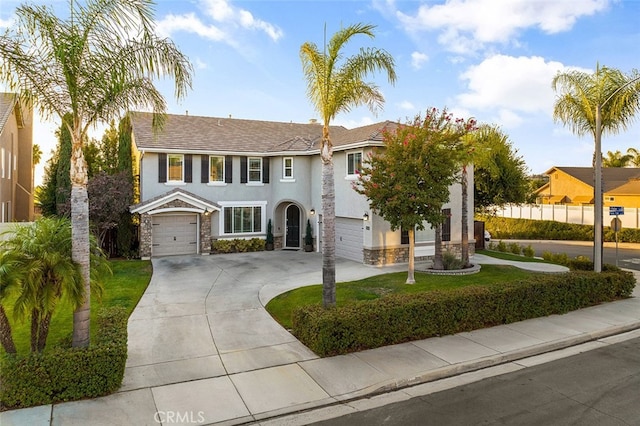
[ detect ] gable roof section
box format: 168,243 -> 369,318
130,187 -> 221,214
546,166 -> 640,193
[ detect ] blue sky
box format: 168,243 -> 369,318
1,0 -> 639,185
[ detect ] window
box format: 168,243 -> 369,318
209,156 -> 224,182
223,206 -> 262,234
168,154 -> 183,182
248,157 -> 262,183
347,152 -> 362,176
283,157 -> 293,179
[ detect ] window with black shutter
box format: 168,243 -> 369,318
262,157 -> 269,183
158,153 -> 167,183
240,156 -> 247,183
201,155 -> 208,183
225,156 -> 233,183
184,154 -> 192,183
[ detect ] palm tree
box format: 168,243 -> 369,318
0,0 -> 192,346
627,147 -> 640,167
0,250 -> 24,354
3,218 -> 109,352
602,150 -> 633,167
552,65 -> 640,271
300,23 -> 396,308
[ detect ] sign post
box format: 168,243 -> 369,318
609,207 -> 624,267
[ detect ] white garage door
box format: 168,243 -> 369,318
335,217 -> 363,262
152,214 -> 198,256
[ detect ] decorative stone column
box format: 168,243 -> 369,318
139,213 -> 152,259
200,212 -> 212,255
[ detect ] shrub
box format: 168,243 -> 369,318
478,215 -> 640,243
0,307 -> 128,410
442,251 -> 463,270
522,244 -> 535,258
496,240 -> 508,252
292,270 -> 635,357
508,242 -> 521,255
212,238 -> 265,254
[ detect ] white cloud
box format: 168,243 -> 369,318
156,13 -> 228,42
0,16 -> 14,29
397,100 -> 415,111
410,51 -> 428,69
396,0 -> 610,54
155,0 -> 282,46
456,55 -> 572,117
194,58 -> 208,70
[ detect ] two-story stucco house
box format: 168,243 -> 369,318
0,93 -> 34,223
130,112 -> 473,264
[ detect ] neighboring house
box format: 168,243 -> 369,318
0,93 -> 34,223
535,166 -> 640,208
129,112 -> 473,264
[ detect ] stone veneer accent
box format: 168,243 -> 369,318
139,212 -> 152,259
364,242 -> 476,266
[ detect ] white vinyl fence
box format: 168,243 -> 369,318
495,204 -> 640,229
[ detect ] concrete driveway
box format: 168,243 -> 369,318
122,251 -> 407,391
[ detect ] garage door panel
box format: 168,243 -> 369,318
335,217 -> 362,262
152,214 -> 198,256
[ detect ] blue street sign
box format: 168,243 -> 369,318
609,206 -> 624,216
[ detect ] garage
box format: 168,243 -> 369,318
335,217 -> 363,262
152,214 -> 198,256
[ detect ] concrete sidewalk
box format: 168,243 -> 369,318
2,252 -> 639,426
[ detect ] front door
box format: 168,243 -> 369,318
285,205 -> 300,248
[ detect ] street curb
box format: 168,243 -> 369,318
252,319 -> 640,425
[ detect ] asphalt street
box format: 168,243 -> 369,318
494,240 -> 640,271
312,336 -> 640,426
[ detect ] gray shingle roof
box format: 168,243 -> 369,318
131,112 -> 397,154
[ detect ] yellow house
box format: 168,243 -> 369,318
535,166 -> 640,208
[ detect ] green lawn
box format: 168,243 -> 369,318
266,264 -> 537,329
2,259 -> 152,355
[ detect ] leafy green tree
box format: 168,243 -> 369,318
88,171 -> 133,250
0,250 -> 24,354
0,0 -> 192,347
116,115 -> 136,257
2,217 -> 109,352
628,147 -> 640,167
55,117 -> 72,217
470,125 -> 529,212
602,150 -> 633,167
354,109 -> 475,283
300,23 -> 396,307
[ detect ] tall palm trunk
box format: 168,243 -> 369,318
461,164 -> 470,268
433,223 -> 443,270
0,305 -> 16,354
70,138 -> 91,348
406,228 -> 416,284
321,126 -> 336,308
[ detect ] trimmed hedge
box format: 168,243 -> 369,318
0,307 -> 128,410
212,238 -> 265,253
479,215 -> 640,243
292,270 -> 635,357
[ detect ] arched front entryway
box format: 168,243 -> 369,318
285,204 -> 301,248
